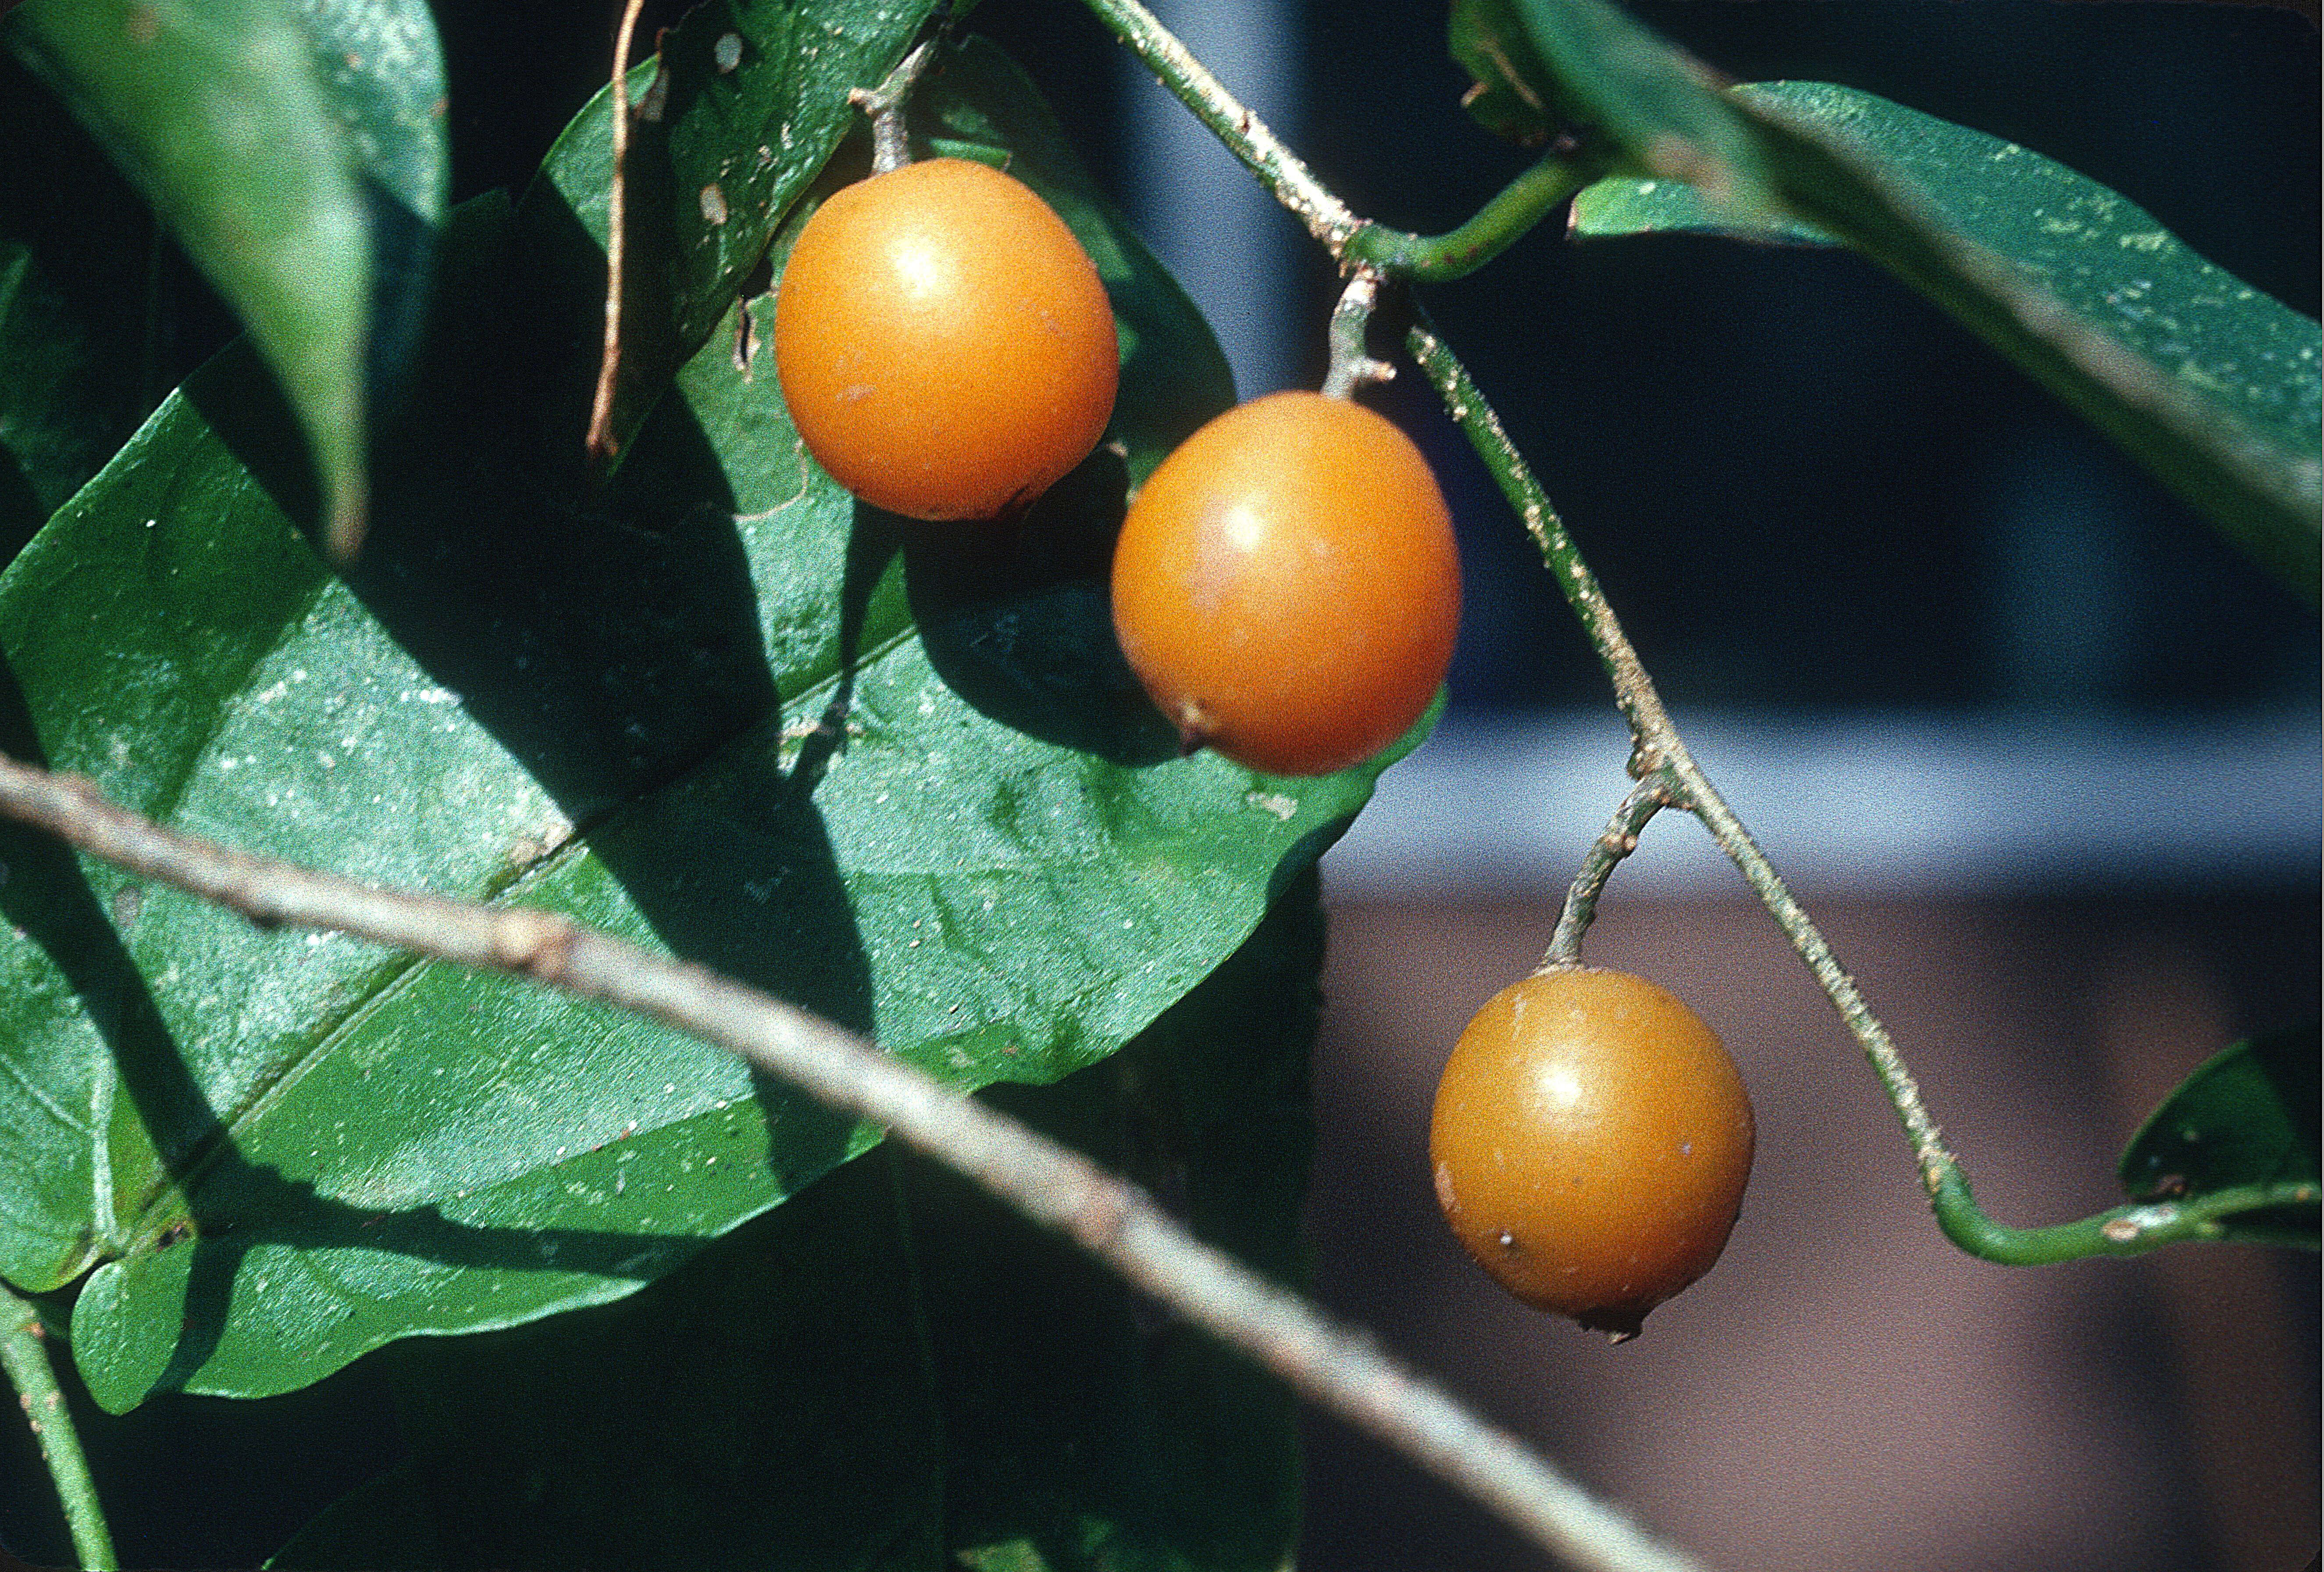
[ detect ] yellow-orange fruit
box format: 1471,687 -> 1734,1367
773,157 -> 1118,522
1431,966 -> 1754,1337
1109,390 -> 1461,776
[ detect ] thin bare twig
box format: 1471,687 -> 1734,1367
1408,321 -> 2318,1263
585,0 -> 649,465
0,752 -> 1709,1572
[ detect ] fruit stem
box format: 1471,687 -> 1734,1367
1543,774 -> 1675,968
1320,271 -> 1395,398
1348,142 -> 1613,282
850,39 -> 937,173
0,1280 -> 117,1571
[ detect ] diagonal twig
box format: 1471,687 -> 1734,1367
0,750 -> 1709,1572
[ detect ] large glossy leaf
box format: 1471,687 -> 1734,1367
0,36 -> 1406,1414
4,0 -> 374,556
2118,1022 -> 2320,1249
267,879 -> 1317,1572
1448,0 -> 2322,602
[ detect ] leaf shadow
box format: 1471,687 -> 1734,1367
898,447 -> 1180,768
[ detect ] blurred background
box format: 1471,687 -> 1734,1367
994,4 -> 2323,1568
1,1 -> 2316,1568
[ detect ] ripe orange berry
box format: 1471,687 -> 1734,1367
1430,966 -> 1754,1338
773,157 -> 1119,522
1109,391 -> 1461,776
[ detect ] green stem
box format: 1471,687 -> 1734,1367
1076,0 -> 1359,256
1078,0 -> 1597,279
0,1280 -> 116,1571
1347,149 -> 1606,282
1543,773 -> 1673,967
1934,1172 -> 2322,1263
1405,319 -> 2292,1265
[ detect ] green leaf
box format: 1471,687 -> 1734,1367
292,0 -> 449,418
1450,0 -> 1784,218
1570,80 -> 2322,599
268,1154 -> 948,1572
4,0 -> 374,556
922,872 -> 1315,1572
2118,1023 -> 2320,1248
528,0 -> 941,467
0,38 -> 1406,1414
268,881 -> 1316,1571
0,241 -> 136,558
1447,0 -> 1570,148
292,0 -> 446,227
1450,0 -> 2322,601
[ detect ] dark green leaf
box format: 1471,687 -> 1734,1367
922,872 -> 1315,1572
268,880 -> 1318,1572
1447,0 -> 1568,148
268,1154 -> 948,1572
1570,80 -> 2322,598
5,0 -> 372,554
0,241 -> 135,557
1451,0 -> 1783,218
0,38 -> 1406,1413
2119,1022 -> 2320,1247
1452,0 -> 2321,600
528,0 -> 941,466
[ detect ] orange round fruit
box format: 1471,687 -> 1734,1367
773,157 -> 1118,522
1109,390 -> 1461,776
1430,966 -> 1754,1337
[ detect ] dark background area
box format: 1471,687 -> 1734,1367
0,1 -> 2315,1568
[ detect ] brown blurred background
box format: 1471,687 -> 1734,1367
1299,885 -> 2318,1572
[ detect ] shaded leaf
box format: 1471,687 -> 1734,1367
0,38 -> 1408,1413
4,0 -> 372,554
922,871 -> 1316,1572
0,241 -> 135,557
1451,0 -> 1781,217
2119,1022 -> 2320,1247
268,1154 -> 947,1572
1447,0 -> 1571,148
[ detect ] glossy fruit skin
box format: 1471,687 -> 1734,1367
1430,966 -> 1754,1337
773,157 -> 1119,522
1109,390 -> 1461,777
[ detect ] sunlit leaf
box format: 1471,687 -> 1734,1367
0,37 -> 1406,1413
